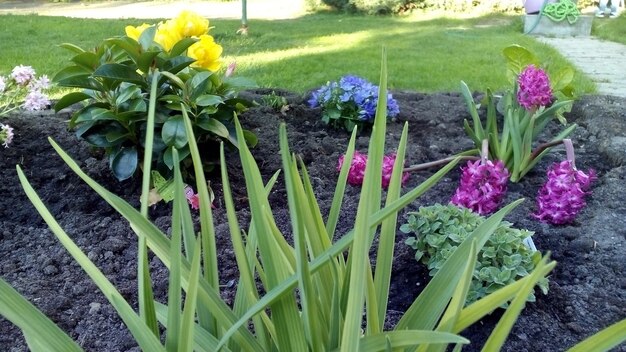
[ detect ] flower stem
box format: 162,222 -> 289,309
404,155 -> 480,172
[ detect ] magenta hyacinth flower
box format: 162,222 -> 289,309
517,64 -> 553,111
534,160 -> 596,225
451,159 -> 509,215
381,153 -> 409,189
338,151 -> 409,188
338,151 -> 368,186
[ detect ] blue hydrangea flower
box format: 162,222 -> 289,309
309,75 -> 400,131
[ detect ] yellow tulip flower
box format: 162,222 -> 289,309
188,34 -> 223,71
173,10 -> 210,38
125,23 -> 152,42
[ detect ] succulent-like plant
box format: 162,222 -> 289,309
402,203 -> 547,304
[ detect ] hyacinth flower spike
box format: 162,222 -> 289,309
534,139 -> 596,225
451,140 -> 509,215
337,151 -> 409,189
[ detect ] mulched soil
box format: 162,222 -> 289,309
0,90 -> 625,351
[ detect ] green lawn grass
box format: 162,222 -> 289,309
592,12 -> 626,45
0,12 -> 596,95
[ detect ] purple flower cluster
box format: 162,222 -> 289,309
1,65 -> 51,115
451,159 -> 509,215
309,75 -> 399,124
337,151 -> 409,189
517,65 -> 553,111
10,65 -> 36,86
534,161 -> 596,225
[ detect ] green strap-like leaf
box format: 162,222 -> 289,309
567,318 -> 626,352
0,278 -> 83,352
358,330 -> 469,351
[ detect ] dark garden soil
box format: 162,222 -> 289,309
0,90 -> 625,351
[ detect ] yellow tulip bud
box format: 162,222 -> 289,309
155,19 -> 183,52
125,23 -> 152,42
174,10 -> 210,38
188,35 -> 223,71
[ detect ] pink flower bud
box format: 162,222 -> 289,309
184,186 -> 200,210
338,151 -> 367,186
225,62 -> 236,77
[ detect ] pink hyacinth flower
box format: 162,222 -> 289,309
184,186 -> 200,210
517,64 -> 553,111
381,153 -> 409,189
534,160 -> 596,225
338,151 -> 368,186
451,159 -> 509,215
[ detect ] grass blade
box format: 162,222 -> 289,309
358,330 -> 469,351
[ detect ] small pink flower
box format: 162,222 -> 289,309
381,153 -> 409,189
517,64 -> 553,111
225,62 -> 236,77
451,159 -> 509,215
10,65 -> 36,86
1,123 -> 14,148
338,151 -> 368,186
184,186 -> 200,210
23,90 -> 50,111
534,160 -> 596,225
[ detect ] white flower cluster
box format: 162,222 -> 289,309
1,65 -> 51,114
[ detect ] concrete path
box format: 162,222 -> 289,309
536,36 -> 626,98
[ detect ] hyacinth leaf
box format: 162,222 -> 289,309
460,81 -> 485,143
454,259 -> 556,333
165,161 -> 183,351
395,199 -> 524,331
567,318 -> 626,352
532,100 -> 575,138
46,139 -> 262,350
485,89 -> 500,158
481,254 -> 554,351
0,278 -> 83,352
16,165 -> 166,352
358,331 -> 469,350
